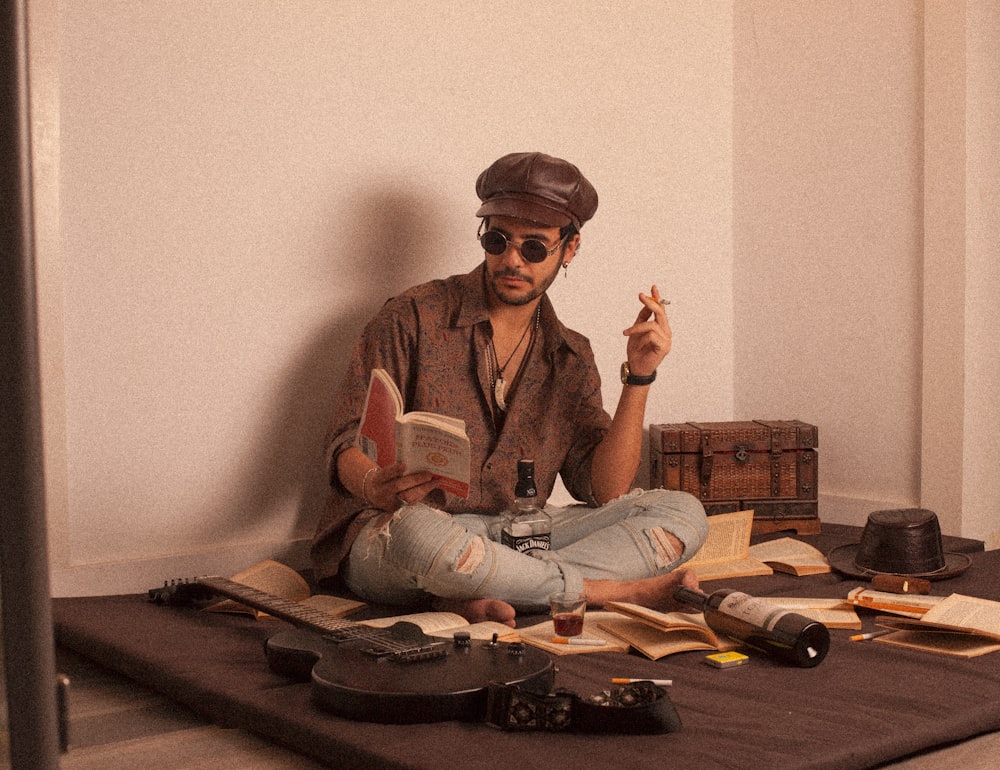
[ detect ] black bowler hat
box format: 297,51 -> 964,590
827,508 -> 972,581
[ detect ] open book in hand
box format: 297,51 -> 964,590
356,368 -> 471,498
872,593 -> 1000,658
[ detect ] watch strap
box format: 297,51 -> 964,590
621,362 -> 656,386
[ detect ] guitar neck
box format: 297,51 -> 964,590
196,576 -> 362,637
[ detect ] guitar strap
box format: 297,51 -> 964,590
484,680 -> 681,734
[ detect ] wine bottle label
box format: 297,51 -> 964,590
717,592 -> 788,632
501,530 -> 551,554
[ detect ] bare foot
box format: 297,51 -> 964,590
432,597 -> 517,628
583,568 -> 700,613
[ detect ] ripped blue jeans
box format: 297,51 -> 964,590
342,488 -> 708,612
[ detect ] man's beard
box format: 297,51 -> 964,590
488,261 -> 560,307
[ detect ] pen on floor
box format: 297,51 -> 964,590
550,637 -> 606,646
857,598 -> 929,615
612,678 -> 672,687
850,630 -> 893,642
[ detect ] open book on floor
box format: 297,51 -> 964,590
596,597 -> 859,660
758,597 -> 861,629
596,601 -> 742,660
356,368 -> 471,498
686,510 -> 774,581
360,611 -> 518,642
847,587 -> 946,619
747,537 -> 831,576
515,612 -> 632,655
872,593 -> 1000,658
204,559 -> 366,620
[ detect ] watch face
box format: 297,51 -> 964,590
621,361 -> 655,385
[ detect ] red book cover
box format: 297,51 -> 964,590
355,369 -> 470,499
356,369 -> 401,468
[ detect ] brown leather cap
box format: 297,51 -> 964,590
476,152 -> 598,229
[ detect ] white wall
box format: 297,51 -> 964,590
30,2 -> 998,597
920,2 -> 1000,550
36,1 -> 734,595
731,1 -> 999,547
961,1 -> 1000,549
733,2 -> 925,516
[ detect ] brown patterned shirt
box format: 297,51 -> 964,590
310,263 -> 612,581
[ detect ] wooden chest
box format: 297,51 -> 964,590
649,420 -> 820,534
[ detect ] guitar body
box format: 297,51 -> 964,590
150,575 -> 553,724
266,624 -> 554,724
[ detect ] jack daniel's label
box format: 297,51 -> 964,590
501,530 -> 551,554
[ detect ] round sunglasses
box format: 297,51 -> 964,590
479,229 -> 566,263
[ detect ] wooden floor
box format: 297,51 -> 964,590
57,647 -> 325,769
56,645 -> 999,770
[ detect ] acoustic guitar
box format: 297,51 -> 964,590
149,575 -> 554,724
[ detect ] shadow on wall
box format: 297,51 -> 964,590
214,182 -> 449,547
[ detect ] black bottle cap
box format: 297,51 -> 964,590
515,459 -> 537,498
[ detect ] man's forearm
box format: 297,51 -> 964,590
336,446 -> 378,501
590,383 -> 652,504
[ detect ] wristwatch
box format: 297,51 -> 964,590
620,362 -> 656,386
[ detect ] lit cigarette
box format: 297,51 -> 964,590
550,637 -> 606,646
850,630 -> 893,642
612,678 -> 672,686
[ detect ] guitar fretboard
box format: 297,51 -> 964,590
196,576 -> 376,641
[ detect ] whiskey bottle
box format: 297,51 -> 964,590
500,460 -> 551,554
674,586 -> 830,667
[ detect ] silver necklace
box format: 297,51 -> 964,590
488,305 -> 541,412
